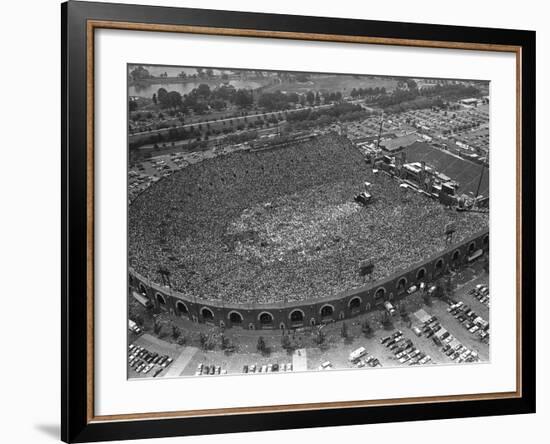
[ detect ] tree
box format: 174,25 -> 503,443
381,311 -> 393,329
156,87 -> 168,108
399,303 -> 409,321
234,89 -> 253,108
281,333 -> 292,350
340,322 -> 349,339
444,276 -> 454,298
196,83 -> 211,98
220,334 -> 230,350
134,314 -> 144,327
199,332 -> 209,350
315,328 -> 326,346
152,93 -> 157,105
171,325 -> 181,340
129,65 -> 151,81
166,91 -> 183,110
153,319 -> 162,335
257,336 -> 267,354
361,319 -> 372,336
306,90 -> 315,106
423,290 -> 433,307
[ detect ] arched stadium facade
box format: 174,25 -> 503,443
129,229 -> 488,330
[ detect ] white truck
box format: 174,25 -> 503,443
349,346 -> 367,362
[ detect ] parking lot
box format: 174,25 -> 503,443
129,268 -> 490,378
128,334 -> 183,378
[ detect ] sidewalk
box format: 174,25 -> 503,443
292,348 -> 308,371
164,346 -> 199,377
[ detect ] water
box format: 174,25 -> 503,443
129,79 -> 262,99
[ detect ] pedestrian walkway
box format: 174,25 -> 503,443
292,348 -> 308,372
164,346 -> 199,377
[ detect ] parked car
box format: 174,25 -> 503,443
384,301 -> 397,316
349,347 -> 368,362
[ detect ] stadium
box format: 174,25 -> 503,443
128,133 -> 489,329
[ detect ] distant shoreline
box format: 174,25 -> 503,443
129,75 -> 262,87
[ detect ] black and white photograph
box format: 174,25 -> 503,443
127,65 -> 490,379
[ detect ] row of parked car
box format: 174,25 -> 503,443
128,344 -> 173,376
380,331 -> 432,366
469,284 -> 490,307
242,363 -> 293,374
447,300 -> 490,342
195,363 -> 227,376
421,316 -> 480,364
346,346 -> 382,368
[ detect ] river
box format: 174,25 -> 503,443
129,79 -> 263,98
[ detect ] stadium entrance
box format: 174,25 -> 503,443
320,304 -> 334,321
229,311 -> 243,325
259,312 -> 274,329
201,307 -> 214,323
349,297 -> 362,314
289,309 -> 305,327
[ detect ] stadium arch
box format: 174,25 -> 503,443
319,304 -> 335,318
374,287 -> 386,304
396,277 -> 407,294
468,242 -> 476,254
416,267 -> 426,281
200,307 -> 214,321
155,293 -> 166,305
289,309 -> 305,324
434,258 -> 444,276
258,311 -> 274,326
228,310 -> 243,324
452,249 -> 461,265
176,300 -> 189,315
348,296 -> 362,310
138,282 -> 146,295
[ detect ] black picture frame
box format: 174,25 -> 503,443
62,1 -> 536,442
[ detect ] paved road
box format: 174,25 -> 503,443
292,348 -> 308,372
164,346 -> 199,377
130,103 -> 333,138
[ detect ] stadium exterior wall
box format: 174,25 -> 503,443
129,229 -> 489,330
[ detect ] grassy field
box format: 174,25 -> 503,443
403,142 -> 489,197
262,75 -> 399,95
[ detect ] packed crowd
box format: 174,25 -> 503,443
128,134 -> 488,305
